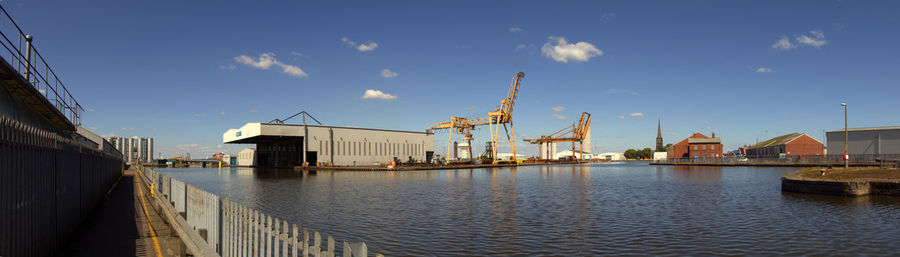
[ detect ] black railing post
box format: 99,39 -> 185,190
23,34 -> 31,82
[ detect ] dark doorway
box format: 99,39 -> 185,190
306,151 -> 317,166
426,151 -> 434,164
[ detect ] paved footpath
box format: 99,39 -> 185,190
61,168 -> 184,257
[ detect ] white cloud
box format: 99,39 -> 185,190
628,112 -> 644,117
509,27 -> 524,32
120,127 -> 135,131
756,67 -> 775,73
551,114 -> 569,120
618,115 -> 625,119
357,42 -> 378,52
235,53 -> 276,69
514,44 -> 529,51
380,69 -> 398,78
194,113 -> 207,117
290,51 -> 305,57
219,111 -> 225,115
361,89 -> 397,100
541,36 -> 603,63
773,30 -> 827,51
809,30 -> 825,39
250,109 -> 258,113
796,34 -> 826,48
86,108 -> 95,112
234,53 -> 308,78
279,64 -> 308,77
772,36 -> 794,50
551,106 -> 566,112
342,37 -> 378,52
704,126 -> 713,130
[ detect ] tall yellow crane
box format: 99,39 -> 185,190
430,72 -> 524,163
523,112 -> 592,161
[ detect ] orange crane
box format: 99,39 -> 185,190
523,112 -> 592,161
429,72 -> 524,163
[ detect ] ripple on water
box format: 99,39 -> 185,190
158,164 -> 900,256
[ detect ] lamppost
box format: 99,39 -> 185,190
841,102 -> 848,169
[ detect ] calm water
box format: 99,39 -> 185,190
158,162 -> 900,256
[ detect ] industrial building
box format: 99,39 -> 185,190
553,150 -> 592,160
826,126 -> 900,156
224,123 -> 435,167
667,132 -> 723,159
237,148 -> 256,166
746,133 -> 823,158
597,152 -> 625,161
106,136 -> 154,164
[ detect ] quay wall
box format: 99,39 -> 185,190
781,175 -> 900,196
0,114 -> 123,257
139,167 -> 382,257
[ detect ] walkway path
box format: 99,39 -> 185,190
61,168 -> 184,256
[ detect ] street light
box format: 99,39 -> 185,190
841,102 -> 848,169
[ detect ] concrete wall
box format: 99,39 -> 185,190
826,128 -> 900,155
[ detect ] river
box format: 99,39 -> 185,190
157,162 -> 900,256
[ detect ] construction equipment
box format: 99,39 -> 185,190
429,72 -> 524,163
523,112 -> 592,161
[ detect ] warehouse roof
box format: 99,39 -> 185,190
748,133 -> 803,149
826,126 -> 900,133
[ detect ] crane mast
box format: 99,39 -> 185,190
429,72 -> 524,163
523,112 -> 592,161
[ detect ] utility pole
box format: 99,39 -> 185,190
842,103 -> 848,169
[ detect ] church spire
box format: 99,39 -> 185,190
656,118 -> 664,151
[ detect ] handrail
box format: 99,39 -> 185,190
0,4 -> 83,125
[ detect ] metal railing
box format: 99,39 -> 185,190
140,167 -> 381,257
0,114 -> 122,257
653,154 -> 900,165
0,5 -> 82,125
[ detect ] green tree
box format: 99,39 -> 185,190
624,149 -> 638,159
640,148 -> 653,159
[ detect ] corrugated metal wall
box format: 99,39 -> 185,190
0,114 -> 122,256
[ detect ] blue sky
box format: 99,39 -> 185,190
5,0 -> 899,157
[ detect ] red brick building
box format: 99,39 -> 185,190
746,133 -> 823,158
667,132 -> 723,159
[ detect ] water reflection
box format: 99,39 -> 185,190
671,165 -> 723,183
156,164 -> 900,256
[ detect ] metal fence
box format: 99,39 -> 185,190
140,168 -> 382,257
653,154 -> 900,165
0,114 -> 123,257
0,4 -> 82,125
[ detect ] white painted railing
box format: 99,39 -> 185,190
141,168 -> 382,257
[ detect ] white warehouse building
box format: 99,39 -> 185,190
224,123 -> 435,167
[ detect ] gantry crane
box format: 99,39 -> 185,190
429,72 -> 524,163
523,112 -> 592,161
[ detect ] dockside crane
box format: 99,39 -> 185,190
429,72 -> 524,163
523,112 -> 592,161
